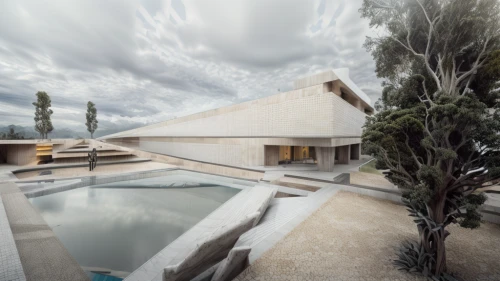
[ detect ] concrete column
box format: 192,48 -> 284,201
264,145 -> 279,166
350,143 -> 360,160
337,145 -> 350,164
315,147 -> 335,172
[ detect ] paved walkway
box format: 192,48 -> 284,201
0,193 -> 25,281
235,191 -> 500,281
0,182 -> 89,281
251,157 -> 372,182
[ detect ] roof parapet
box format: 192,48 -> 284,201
294,68 -> 372,105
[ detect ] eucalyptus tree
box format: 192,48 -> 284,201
32,91 -> 54,139
85,101 -> 98,139
360,0 -> 500,278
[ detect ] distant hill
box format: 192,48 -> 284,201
0,124 -> 141,139
0,125 -> 85,139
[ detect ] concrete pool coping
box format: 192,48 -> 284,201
2,169 -> 263,281
10,158 -> 152,174
15,169 -> 272,273
2,168 -> 328,281
19,168 -> 259,198
15,167 -> 259,185
0,191 -> 26,281
0,182 -> 89,281
17,168 -> 312,202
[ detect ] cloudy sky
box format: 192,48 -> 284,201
0,0 -> 383,137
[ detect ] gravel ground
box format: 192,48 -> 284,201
350,171 -> 397,190
235,191 -> 500,281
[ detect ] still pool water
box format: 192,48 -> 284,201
28,175 -> 240,277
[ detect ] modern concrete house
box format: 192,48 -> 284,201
100,69 -> 374,172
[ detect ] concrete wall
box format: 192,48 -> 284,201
104,86 -> 367,139
294,69 -> 372,114
106,137 -> 361,167
87,139 -> 265,181
0,144 -> 37,165
316,147 -> 335,172
350,144 -> 360,160
102,87 -> 367,168
337,145 -> 350,164
264,146 -> 279,166
53,155 -> 136,164
0,145 -> 5,163
100,70 -> 371,170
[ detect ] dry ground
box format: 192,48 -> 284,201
235,191 -> 500,281
350,171 -> 397,190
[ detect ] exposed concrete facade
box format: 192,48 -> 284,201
315,147 -> 335,172
101,69 -> 373,172
336,145 -> 350,165
0,144 -> 36,166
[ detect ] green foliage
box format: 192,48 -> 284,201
359,159 -> 383,175
85,101 -> 98,139
361,0 -> 500,277
7,127 -> 24,140
0,127 -> 25,140
458,193 -> 487,229
394,240 -> 434,276
395,241 -> 459,281
32,91 -> 54,139
364,93 -> 500,225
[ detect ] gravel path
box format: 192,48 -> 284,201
235,191 -> 500,281
350,171 -> 397,190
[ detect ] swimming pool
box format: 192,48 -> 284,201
28,175 -> 240,278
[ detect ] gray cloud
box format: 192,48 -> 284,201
0,0 -> 383,135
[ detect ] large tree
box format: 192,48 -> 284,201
360,0 -> 500,279
85,101 -> 98,139
32,91 -> 54,139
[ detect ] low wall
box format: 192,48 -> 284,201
282,174 -> 500,225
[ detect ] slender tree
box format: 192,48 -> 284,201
32,91 -> 54,139
361,0 -> 500,279
85,101 -> 98,139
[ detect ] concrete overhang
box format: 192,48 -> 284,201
294,68 -> 373,108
